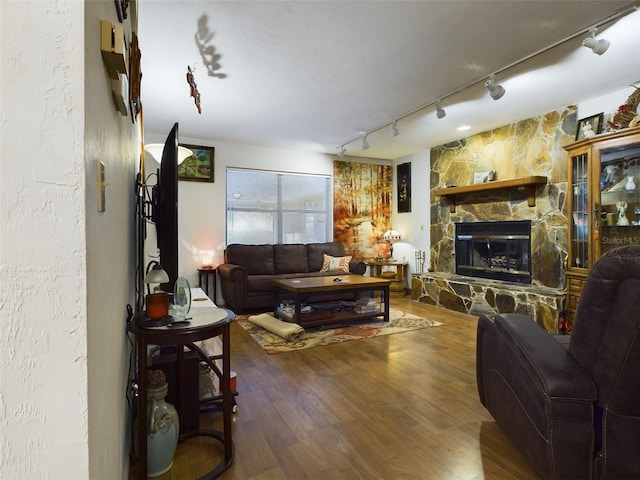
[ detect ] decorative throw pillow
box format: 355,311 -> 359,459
321,254 -> 352,273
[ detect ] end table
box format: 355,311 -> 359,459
198,267 -> 217,304
367,261 -> 408,296
127,307 -> 235,479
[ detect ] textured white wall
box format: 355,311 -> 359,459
84,2 -> 139,479
0,1 -> 137,478
0,1 -> 89,478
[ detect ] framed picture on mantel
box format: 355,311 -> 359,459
178,144 -> 215,182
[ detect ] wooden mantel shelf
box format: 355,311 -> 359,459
434,175 -> 548,212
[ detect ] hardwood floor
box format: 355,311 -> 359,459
130,297 -> 541,479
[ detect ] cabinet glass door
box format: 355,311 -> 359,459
570,153 -> 590,269
597,142 -> 640,257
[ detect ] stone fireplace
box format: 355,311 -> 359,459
455,220 -> 531,284
412,106 -> 576,333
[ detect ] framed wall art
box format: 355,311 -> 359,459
397,162 -> 411,213
178,144 -> 215,182
576,113 -> 603,140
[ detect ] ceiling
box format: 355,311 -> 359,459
138,1 -> 640,161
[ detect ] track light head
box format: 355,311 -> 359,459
391,120 -> 399,137
485,77 -> 505,100
582,33 -> 610,55
361,133 -> 370,151
337,145 -> 346,157
435,101 -> 446,119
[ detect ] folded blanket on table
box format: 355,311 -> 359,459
247,313 -> 305,341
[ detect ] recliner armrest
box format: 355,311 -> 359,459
477,313 -> 599,480
349,260 -> 366,275
217,263 -> 247,283
491,313 -> 597,400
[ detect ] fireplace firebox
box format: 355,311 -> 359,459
455,220 -> 531,284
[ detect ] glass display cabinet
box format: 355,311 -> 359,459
565,126 -> 640,325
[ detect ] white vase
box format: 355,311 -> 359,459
625,175 -> 636,191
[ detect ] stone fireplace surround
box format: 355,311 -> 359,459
412,107 -> 576,333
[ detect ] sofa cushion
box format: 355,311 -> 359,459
306,241 -> 347,272
225,244 -> 275,275
321,254 -> 352,273
274,244 -> 309,274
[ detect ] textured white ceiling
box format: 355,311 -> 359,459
138,1 -> 640,160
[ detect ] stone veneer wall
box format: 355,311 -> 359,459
414,106 -> 577,333
431,106 -> 576,288
412,273 -> 566,333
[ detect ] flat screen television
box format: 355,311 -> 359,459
153,122 -> 179,293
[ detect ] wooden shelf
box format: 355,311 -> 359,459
434,176 -> 548,212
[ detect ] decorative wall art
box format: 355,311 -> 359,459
114,0 -> 129,22
333,161 -> 392,260
576,113 -> 603,140
178,144 -> 215,182
397,162 -> 411,213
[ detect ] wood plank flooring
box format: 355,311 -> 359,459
130,297 -> 541,479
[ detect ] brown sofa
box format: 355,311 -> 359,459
218,241 -> 366,313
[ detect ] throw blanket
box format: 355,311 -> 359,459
247,313 -> 305,341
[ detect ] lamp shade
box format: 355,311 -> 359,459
382,229 -> 401,241
144,143 -> 194,165
145,263 -> 170,284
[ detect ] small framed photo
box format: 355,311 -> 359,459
576,113 -> 603,140
179,144 -> 215,182
473,170 -> 495,184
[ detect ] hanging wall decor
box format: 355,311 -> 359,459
178,144 -> 214,182
333,161 -> 392,260
397,162 -> 411,213
186,66 -> 202,114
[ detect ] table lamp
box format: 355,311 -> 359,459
382,229 -> 401,261
144,263 -> 170,319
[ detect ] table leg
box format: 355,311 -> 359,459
273,286 -> 281,318
222,323 -> 233,462
136,336 -> 148,480
177,345 -> 186,435
383,286 -> 390,322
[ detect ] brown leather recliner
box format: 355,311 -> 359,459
476,245 -> 640,479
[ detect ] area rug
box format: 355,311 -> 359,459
236,308 -> 443,354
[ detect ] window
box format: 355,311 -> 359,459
226,168 -> 331,244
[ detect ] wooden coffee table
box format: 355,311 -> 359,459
273,275 -> 390,328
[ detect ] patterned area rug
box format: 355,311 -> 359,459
236,308 -> 443,354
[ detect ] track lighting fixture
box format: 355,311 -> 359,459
391,120 -> 399,137
336,3 -> 635,152
485,77 -> 505,100
337,145 -> 346,157
582,28 -> 610,55
361,133 -> 370,151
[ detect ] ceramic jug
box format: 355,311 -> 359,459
146,370 -> 179,477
